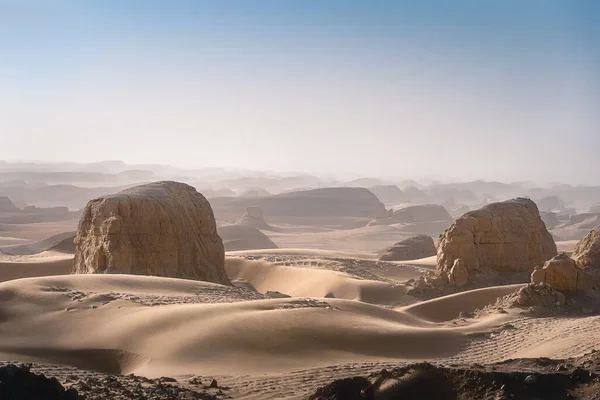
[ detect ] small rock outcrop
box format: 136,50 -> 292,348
236,206 -> 273,230
572,225 -> 600,270
530,252 -> 594,292
437,198 -> 557,278
73,181 -> 229,284
378,235 -> 436,261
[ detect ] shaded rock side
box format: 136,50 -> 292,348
378,235 -> 436,261
72,181 -> 229,284
437,198 -> 557,274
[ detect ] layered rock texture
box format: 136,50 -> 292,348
378,235 -> 436,261
72,181 -> 229,284
437,198 -> 557,277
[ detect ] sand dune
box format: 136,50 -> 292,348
226,257 -> 417,305
0,274 -> 516,378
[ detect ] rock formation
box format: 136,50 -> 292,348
393,204 -> 452,223
530,252 -> 594,292
211,187 -> 387,218
72,181 -> 229,284
572,225 -> 600,270
368,185 -> 405,204
236,206 -> 273,230
437,198 -> 557,279
378,235 -> 436,261
369,204 -> 452,226
0,196 -> 19,212
218,225 -> 278,251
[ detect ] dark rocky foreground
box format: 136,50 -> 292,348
0,363 -> 229,400
308,350 -> 600,400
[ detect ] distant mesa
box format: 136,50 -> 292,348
239,187 -> 271,198
401,186 -> 429,203
368,185 -> 405,204
72,181 -> 229,284
369,204 -> 452,226
47,235 -> 76,254
236,206 -> 274,231
204,188 -> 237,198
588,203 -> 600,214
210,187 -> 387,218
0,196 -> 19,212
534,195 -> 565,212
539,211 -> 559,230
218,225 -> 278,252
378,235 -> 436,261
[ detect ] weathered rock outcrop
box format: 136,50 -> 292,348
437,198 -> 557,277
530,252 -> 594,292
572,225 -> 600,270
378,235 -> 436,261
72,181 -> 229,284
236,206 -> 273,230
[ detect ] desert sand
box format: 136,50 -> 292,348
1,165 -> 600,399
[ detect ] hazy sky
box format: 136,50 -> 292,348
1,1 -> 599,184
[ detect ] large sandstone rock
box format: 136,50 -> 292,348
437,198 -> 557,275
378,235 -> 436,261
530,252 -> 594,292
572,225 -> 600,270
72,181 -> 229,284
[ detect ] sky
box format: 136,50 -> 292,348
0,0 -> 599,184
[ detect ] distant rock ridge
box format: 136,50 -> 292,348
218,225 -> 278,251
369,204 -> 452,226
378,235 -> 436,261
72,181 -> 229,284
0,196 -> 19,212
236,206 -> 274,230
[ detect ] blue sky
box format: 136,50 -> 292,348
1,1 -> 598,183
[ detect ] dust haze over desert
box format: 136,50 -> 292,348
1,1 -> 600,399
